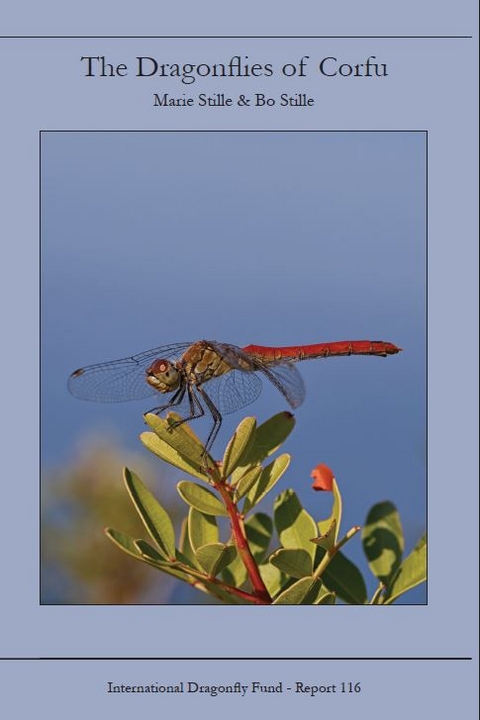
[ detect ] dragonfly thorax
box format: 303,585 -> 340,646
181,342 -> 235,385
146,359 -> 182,394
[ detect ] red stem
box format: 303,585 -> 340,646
214,482 -> 272,603
197,577 -> 270,605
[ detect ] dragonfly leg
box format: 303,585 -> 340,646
148,383 -> 222,457
168,385 -> 206,429
195,385 -> 223,455
146,383 -> 187,415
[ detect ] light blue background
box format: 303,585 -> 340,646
0,9 -> 478,717
41,129 -> 426,603
0,657 -> 477,719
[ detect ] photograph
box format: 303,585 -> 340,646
40,130 -> 426,605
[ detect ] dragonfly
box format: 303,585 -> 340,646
68,339 -> 401,454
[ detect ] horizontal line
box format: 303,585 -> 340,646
39,130 -> 428,135
0,35 -> 474,40
0,656 -> 473,662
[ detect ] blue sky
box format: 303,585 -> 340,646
41,131 -> 426,602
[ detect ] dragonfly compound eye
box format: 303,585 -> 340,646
146,359 -> 181,393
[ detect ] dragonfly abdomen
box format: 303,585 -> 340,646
242,340 -> 402,364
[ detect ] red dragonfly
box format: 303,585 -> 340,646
69,339 -> 401,453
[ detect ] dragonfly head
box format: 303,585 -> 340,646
146,359 -> 181,394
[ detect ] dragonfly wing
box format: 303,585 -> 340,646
259,362 -> 306,409
204,342 -> 306,410
203,369 -> 263,415
205,342 -> 258,371
68,342 -> 192,402
130,342 -> 194,364
68,358 -> 159,402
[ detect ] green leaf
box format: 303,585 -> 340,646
105,527 -> 144,560
222,417 -> 257,478
245,513 -> 273,562
145,412 -> 206,460
178,518 -> 201,569
141,412 -> 220,482
106,529 -> 193,583
221,514 -> 274,589
123,468 -> 176,559
274,489 -> 318,560
141,431 -> 208,482
382,535 -> 427,604
134,539 -> 167,563
258,563 -> 287,598
106,527 -> 242,595
270,548 -> 313,578
136,546 -> 214,584
175,546 -> 200,568
195,543 -> 238,577
243,454 -> 290,514
273,577 -> 324,605
238,412 -> 296,468
315,591 -> 336,605
318,549 -> 368,604
188,507 -> 219,551
366,501 -> 404,548
233,465 -> 263,500
312,518 -> 338,552
318,478 -> 342,545
221,552 -> 248,588
362,501 -> 404,584
177,481 -> 229,516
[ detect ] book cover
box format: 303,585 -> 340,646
0,4 -> 478,717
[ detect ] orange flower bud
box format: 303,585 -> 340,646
311,463 -> 334,492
